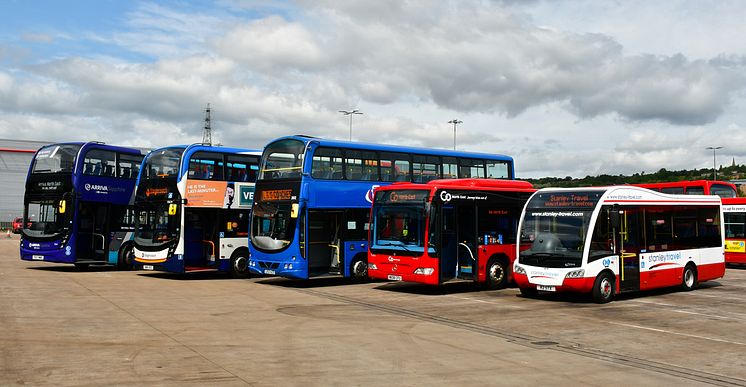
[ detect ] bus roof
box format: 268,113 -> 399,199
38,141 -> 146,156
533,186 -> 722,205
378,178 -> 534,192
147,144 -> 261,156
634,180 -> 735,189
269,135 -> 513,161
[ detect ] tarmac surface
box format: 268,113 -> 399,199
2,234 -> 746,386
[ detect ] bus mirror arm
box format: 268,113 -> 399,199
610,204 -> 621,229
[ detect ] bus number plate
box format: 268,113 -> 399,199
143,265 -> 154,271
537,285 -> 556,292
264,269 -> 275,275
32,255 -> 44,260
387,275 -> 403,281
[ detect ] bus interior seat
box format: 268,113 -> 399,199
396,174 -> 409,182
331,171 -> 343,180
92,163 -> 101,175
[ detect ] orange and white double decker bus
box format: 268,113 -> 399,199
367,179 -> 534,289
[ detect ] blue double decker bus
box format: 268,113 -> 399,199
20,142 -> 145,268
248,135 -> 515,280
132,144 -> 261,276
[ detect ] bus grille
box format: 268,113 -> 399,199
258,262 -> 280,270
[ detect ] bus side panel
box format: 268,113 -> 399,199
477,244 -> 516,284
698,246 -> 726,281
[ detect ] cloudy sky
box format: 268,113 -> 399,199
1,0 -> 745,178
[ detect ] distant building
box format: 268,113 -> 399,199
0,139 -> 50,227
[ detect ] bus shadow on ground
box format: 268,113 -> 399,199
373,280 -> 489,296
256,276 -> 385,289
518,280 -> 725,304
136,271 -> 236,281
27,265 -> 116,273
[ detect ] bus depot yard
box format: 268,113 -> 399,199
2,236 -> 745,386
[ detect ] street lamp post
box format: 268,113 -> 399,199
448,119 -> 462,150
706,146 -> 723,180
339,110 -> 363,141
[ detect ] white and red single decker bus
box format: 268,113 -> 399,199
514,186 -> 725,303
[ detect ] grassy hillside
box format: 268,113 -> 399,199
523,164 -> 746,190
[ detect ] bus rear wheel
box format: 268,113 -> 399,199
592,272 -> 614,303
485,258 -> 508,290
681,264 -> 698,291
230,252 -> 250,278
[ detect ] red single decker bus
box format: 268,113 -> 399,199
634,180 -> 737,198
367,179 -> 534,289
723,197 -> 746,265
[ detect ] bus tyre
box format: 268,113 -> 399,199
230,252 -> 250,279
350,257 -> 368,282
485,258 -> 508,290
118,244 -> 134,270
681,264 -> 698,291
592,272 -> 614,304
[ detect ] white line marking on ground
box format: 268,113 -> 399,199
609,322 -> 746,346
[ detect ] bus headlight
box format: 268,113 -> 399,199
514,265 -> 526,275
283,263 -> 293,270
565,269 -> 585,279
368,263 -> 378,270
413,267 -> 434,275
249,260 -> 256,267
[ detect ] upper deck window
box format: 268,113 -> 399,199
142,148 -> 184,179
260,139 -> 305,180
459,159 -> 485,178
83,149 -> 117,177
31,144 -> 81,174
711,184 -> 737,198
311,147 -> 343,179
118,153 -> 143,179
188,151 -> 225,180
226,154 -> 260,182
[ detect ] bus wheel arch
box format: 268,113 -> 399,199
681,263 -> 698,291
349,253 -> 368,281
485,255 -> 509,290
592,270 -> 615,304
117,242 -> 134,270
230,248 -> 251,278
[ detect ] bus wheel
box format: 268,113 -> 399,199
350,257 -> 368,282
230,252 -> 250,278
681,264 -> 698,291
592,272 -> 614,304
485,258 -> 508,290
74,263 -> 90,270
118,244 -> 134,270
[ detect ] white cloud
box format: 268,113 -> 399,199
2,1 -> 746,179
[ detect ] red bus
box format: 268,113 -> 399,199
634,180 -> 737,198
367,179 -> 534,289
723,197 -> 746,265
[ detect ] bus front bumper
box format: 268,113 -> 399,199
513,271 -> 596,293
20,240 -> 73,263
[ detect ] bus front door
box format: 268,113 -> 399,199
618,209 -> 641,292
308,210 -> 343,275
76,202 -> 110,262
439,206 -> 457,282
456,205 -> 478,280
